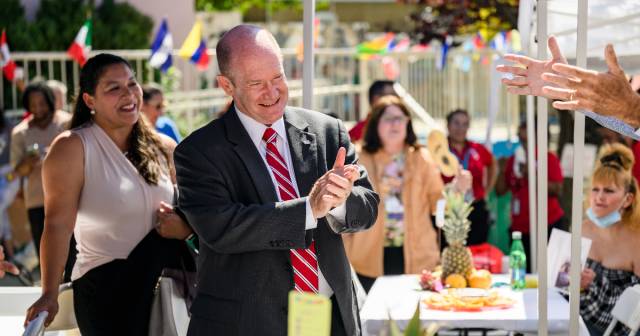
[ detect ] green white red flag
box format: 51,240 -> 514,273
67,19 -> 92,67
1,29 -> 23,82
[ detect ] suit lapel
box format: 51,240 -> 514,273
224,106 -> 279,203
284,108 -> 318,197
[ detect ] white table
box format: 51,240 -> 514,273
360,275 -> 588,335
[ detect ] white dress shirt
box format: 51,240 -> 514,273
237,109 -> 348,297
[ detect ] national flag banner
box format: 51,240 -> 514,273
490,31 -> 507,52
357,32 -> 395,56
389,37 -> 410,53
437,36 -> 452,70
149,18 -> 173,73
68,19 -> 92,67
178,20 -> 209,70
0,29 -> 23,82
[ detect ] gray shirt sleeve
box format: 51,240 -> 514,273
581,110 -> 640,140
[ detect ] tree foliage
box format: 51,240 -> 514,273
1,0 -> 152,51
93,0 -> 153,49
401,0 -> 519,46
0,0 -> 40,51
195,0 -> 315,13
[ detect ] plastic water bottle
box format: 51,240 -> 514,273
509,231 -> 527,290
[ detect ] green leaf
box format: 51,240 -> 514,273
403,302 -> 422,336
388,310 -> 403,336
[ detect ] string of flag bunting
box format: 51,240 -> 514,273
355,29 -> 522,80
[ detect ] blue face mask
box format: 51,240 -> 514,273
586,207 -> 621,228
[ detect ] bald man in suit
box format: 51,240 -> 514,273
175,24 -> 379,336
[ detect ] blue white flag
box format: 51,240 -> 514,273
149,18 -> 173,73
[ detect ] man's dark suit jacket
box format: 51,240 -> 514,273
174,105 -> 379,335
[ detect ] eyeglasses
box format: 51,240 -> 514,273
380,115 -> 409,124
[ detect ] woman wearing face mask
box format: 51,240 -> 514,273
581,143 -> 640,336
343,96 -> 471,292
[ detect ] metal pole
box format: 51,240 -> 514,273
358,57 -> 369,120
526,95 -> 537,273
485,57 -> 501,148
536,1 -> 549,335
569,0 -> 588,335
302,0 -> 315,110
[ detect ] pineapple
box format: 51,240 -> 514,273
440,190 -> 474,281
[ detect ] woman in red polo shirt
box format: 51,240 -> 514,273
496,121 -> 565,271
443,109 -> 497,245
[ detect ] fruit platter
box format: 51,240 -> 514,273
418,191 -> 515,312
422,288 -> 515,312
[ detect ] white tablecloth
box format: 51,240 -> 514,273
360,275 -> 588,335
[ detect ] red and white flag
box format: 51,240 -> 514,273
67,20 -> 92,67
0,29 -> 23,82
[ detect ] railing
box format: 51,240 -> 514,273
3,48 -> 518,139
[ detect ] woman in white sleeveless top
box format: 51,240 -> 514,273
25,54 -> 194,335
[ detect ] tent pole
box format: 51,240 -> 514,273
536,0 -> 549,335
526,95 -> 537,273
569,0 -> 588,335
302,0 -> 315,110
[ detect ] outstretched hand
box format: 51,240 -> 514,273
309,147 -> 359,218
496,36 -> 567,98
0,246 -> 18,278
541,44 -> 640,128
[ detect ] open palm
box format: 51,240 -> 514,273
496,36 -> 567,97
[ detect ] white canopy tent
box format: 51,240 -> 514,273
549,1 -> 640,59
519,0 -> 640,334
525,1 -> 640,71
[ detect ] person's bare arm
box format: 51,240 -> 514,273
14,154 -> 40,177
494,158 -> 508,196
486,157 -> 498,194
9,129 -> 39,177
0,246 -> 18,278
548,181 -> 562,197
25,131 -> 84,327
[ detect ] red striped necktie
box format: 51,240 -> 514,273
262,127 -> 319,293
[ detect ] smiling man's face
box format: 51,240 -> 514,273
217,34 -> 288,125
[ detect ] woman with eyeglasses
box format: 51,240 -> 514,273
141,84 -> 181,143
579,143 -> 640,336
343,95 -> 471,292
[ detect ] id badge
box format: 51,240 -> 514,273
512,198 -> 520,215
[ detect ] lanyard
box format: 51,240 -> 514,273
451,145 -> 474,170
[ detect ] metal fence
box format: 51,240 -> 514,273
3,48 -> 519,138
